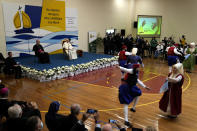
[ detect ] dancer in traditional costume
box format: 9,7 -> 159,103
166,44 -> 182,72
159,63 -> 184,118
126,48 -> 144,69
118,45 -> 132,78
183,42 -> 197,73
118,65 -> 150,127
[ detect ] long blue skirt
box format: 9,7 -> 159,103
168,56 -> 179,66
119,60 -> 127,67
119,84 -> 142,104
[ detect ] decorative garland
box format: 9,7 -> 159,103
21,56 -> 119,82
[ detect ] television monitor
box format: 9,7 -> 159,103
137,15 -> 162,37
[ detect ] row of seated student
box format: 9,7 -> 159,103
0,80 -> 157,131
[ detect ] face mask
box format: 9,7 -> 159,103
38,121 -> 43,130
40,121 -> 43,129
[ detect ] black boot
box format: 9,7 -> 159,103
124,121 -> 132,128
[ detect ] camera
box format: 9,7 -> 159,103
86,109 -> 97,114
109,119 -> 117,123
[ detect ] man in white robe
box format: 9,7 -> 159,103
62,39 -> 77,60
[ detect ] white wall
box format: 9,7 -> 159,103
67,0 -> 135,51
0,0 -> 136,56
135,0 -> 197,43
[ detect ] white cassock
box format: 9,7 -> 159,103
62,42 -> 77,60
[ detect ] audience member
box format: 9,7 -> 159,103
60,103 -> 81,130
180,35 -> 186,49
150,37 -> 158,57
0,85 -> 10,119
154,42 -> 164,58
4,52 -> 22,78
70,113 -> 90,131
0,84 -> 41,120
25,116 -> 43,131
2,104 -> 24,131
45,101 -> 66,131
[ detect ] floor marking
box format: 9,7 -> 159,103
67,73 -> 160,91
41,72 -> 191,113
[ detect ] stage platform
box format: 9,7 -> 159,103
15,52 -> 114,70
15,52 -> 118,82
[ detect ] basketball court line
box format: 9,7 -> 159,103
41,72 -> 161,113
40,72 -> 190,113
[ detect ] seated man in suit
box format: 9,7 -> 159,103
4,52 -> 22,78
62,38 -> 77,60
33,39 -> 50,63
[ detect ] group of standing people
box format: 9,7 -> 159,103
103,33 -> 134,55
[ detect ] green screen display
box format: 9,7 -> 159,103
137,15 -> 162,37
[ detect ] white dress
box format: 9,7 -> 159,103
63,42 -> 77,60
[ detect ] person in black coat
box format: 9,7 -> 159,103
45,101 -> 66,131
4,52 -> 21,78
60,103 -> 81,130
0,85 -> 10,120
33,39 -> 50,63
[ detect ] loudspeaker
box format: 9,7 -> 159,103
121,29 -> 125,36
134,21 -> 137,28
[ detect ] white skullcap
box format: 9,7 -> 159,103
132,48 -> 138,55
173,63 -> 184,75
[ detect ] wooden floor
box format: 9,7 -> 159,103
0,57 -> 197,131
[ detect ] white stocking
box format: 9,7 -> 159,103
121,72 -> 125,79
169,66 -> 172,73
124,104 -> 129,122
132,96 -> 139,109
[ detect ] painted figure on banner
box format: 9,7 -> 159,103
13,6 -> 34,34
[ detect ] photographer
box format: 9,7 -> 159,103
71,111 -> 126,131
60,104 -> 81,130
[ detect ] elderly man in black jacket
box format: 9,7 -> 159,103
33,39 -> 50,63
